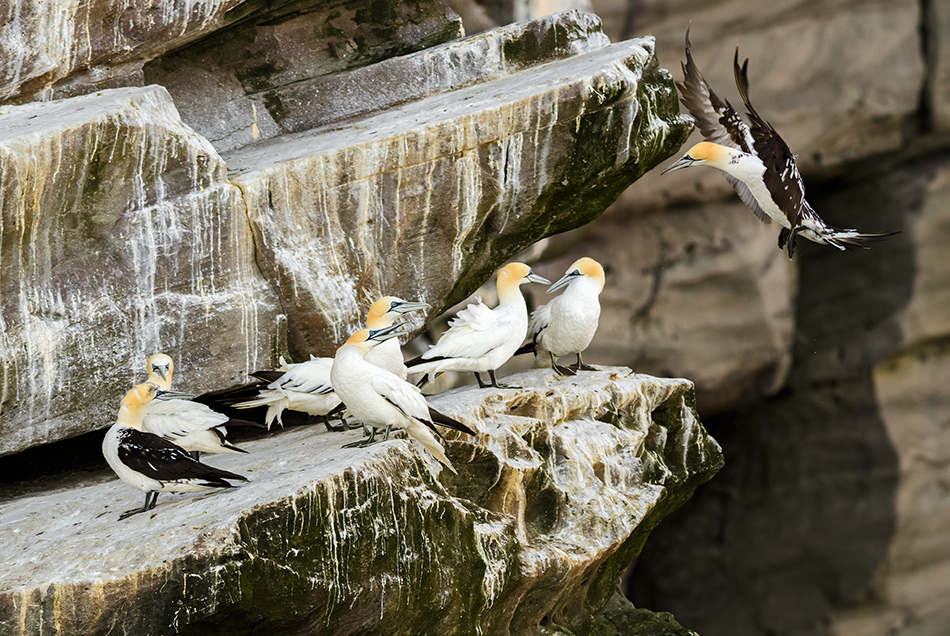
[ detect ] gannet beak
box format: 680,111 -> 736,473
156,389 -> 194,400
368,323 -> 404,342
526,271 -> 551,285
661,155 -> 696,174
547,271 -> 580,293
151,365 -> 169,382
395,301 -> 430,314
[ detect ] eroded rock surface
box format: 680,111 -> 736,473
0,10 -> 691,456
0,368 -> 722,636
0,85 -> 281,457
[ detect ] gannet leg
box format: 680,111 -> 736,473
570,353 -> 596,372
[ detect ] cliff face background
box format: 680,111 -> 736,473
475,0 -> 947,634
0,0 -> 947,634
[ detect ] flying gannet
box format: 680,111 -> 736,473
663,29 -> 899,257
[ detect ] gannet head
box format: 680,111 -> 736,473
498,262 -> 551,289
146,353 -> 174,388
340,324 -> 404,355
366,296 -> 430,328
117,382 -> 159,429
662,141 -> 730,173
548,257 -> 606,293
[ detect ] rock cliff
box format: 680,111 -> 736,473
0,6 -> 690,457
0,369 -> 721,636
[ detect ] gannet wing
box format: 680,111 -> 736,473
734,49 -> 806,228
117,428 -> 245,484
372,372 -> 431,422
143,398 -> 227,439
424,298 -> 512,359
527,302 -> 552,345
268,357 -> 335,394
678,29 -> 772,224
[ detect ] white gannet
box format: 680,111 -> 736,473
663,29 -> 899,258
142,353 -> 252,458
227,296 -> 428,429
407,262 -> 550,389
102,383 -> 248,520
331,325 -> 476,473
525,257 -> 605,375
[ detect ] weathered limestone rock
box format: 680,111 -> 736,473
0,368 -> 722,636
227,22 -> 691,357
0,0 -> 244,102
144,0 -> 465,153
0,85 -> 281,457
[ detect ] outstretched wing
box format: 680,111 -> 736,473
678,29 -> 772,224
734,49 -> 806,228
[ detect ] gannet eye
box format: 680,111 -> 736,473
572,269 -> 581,276
390,301 -> 399,309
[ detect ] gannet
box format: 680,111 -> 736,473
663,29 -> 899,257
227,297 -> 427,429
102,383 -> 248,520
142,353 -> 252,458
407,262 -> 550,389
525,257 -> 605,375
331,325 -> 476,473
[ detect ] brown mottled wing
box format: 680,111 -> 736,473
734,49 -> 805,228
677,29 -> 771,223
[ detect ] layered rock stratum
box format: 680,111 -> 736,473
0,7 -> 690,457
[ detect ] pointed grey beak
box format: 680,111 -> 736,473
661,155 -> 696,175
395,301 -> 430,314
526,271 -> 551,285
152,366 -> 169,382
369,323 -> 404,342
155,389 -> 194,401
547,271 -> 580,294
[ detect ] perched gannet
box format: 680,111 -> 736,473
227,297 -> 427,429
407,262 -> 550,389
331,325 -> 476,473
524,257 -> 605,375
663,30 -> 898,257
142,353 -> 251,458
102,383 -> 248,520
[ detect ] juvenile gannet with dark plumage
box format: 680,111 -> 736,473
331,325 -> 476,473
228,297 -> 428,429
142,353 -> 251,458
525,257 -> 605,375
102,383 -> 248,520
663,29 -> 898,258
407,262 -> 550,389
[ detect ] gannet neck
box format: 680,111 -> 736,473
117,383 -> 158,430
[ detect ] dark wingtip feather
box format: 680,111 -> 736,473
427,406 -> 476,436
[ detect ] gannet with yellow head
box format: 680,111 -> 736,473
527,257 -> 606,375
102,383 -> 247,520
407,262 -> 550,389
330,325 -> 476,473
663,29 -> 899,257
